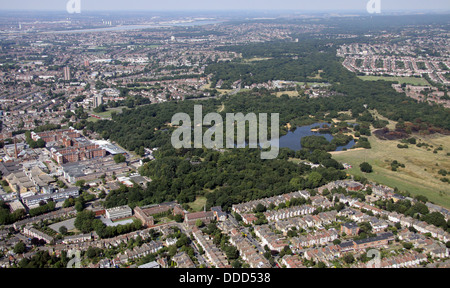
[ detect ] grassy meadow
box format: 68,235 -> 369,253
332,133 -> 450,209
357,75 -> 430,86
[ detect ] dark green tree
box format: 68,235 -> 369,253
359,162 -> 373,173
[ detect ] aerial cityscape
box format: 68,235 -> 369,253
0,0 -> 449,276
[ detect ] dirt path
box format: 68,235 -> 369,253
329,147 -> 365,155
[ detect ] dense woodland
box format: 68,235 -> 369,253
207,41 -> 450,130
103,147 -> 347,210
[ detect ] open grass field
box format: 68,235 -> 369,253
188,196 -> 207,212
307,70 -> 323,80
286,111 -> 448,208
242,57 -> 273,63
295,82 -> 331,87
275,91 -> 300,97
203,82 -> 234,94
332,133 -> 450,209
369,109 -> 397,130
357,75 -> 430,86
87,116 -> 100,123
88,106 -> 126,120
201,83 -> 212,90
216,89 -> 234,94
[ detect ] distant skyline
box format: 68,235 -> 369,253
1,0 -> 450,12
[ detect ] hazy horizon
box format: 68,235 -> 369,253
0,0 -> 449,13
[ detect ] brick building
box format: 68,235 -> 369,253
341,222 -> 360,236
184,211 -> 215,226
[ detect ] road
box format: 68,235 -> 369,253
155,221 -> 209,267
228,214 -> 265,254
230,84 -> 241,95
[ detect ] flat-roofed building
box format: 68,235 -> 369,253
0,161 -> 22,177
341,222 -> 360,236
9,200 -> 26,213
60,156 -> 130,184
22,187 -> 79,208
105,205 -> 132,220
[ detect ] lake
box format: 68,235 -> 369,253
207,122 -> 356,152
239,122 -> 356,151
275,122 -> 356,151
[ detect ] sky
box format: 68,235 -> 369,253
0,0 -> 449,12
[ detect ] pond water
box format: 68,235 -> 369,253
212,122 -> 356,152
275,122 -> 356,151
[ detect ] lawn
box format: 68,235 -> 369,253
307,70 -> 324,80
201,82 -> 212,90
332,133 -> 450,209
154,217 -> 175,225
87,116 -> 100,123
242,57 -> 273,63
295,82 -> 331,87
89,107 -> 125,119
1,182 -> 12,193
275,91 -> 300,97
188,196 -> 207,212
216,89 -> 234,94
357,76 -> 430,86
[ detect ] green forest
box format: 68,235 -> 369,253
103,146 -> 347,211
